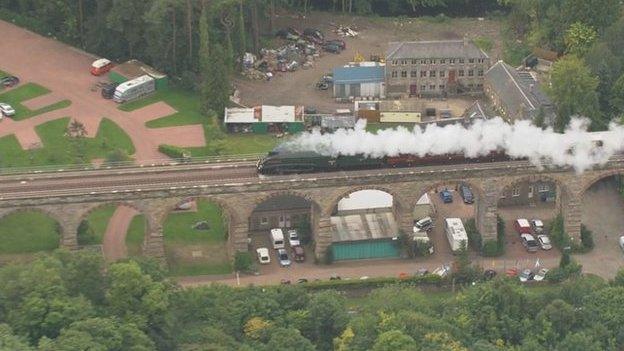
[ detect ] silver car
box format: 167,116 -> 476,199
537,235 -> 552,250
277,249 -> 291,267
0,102 -> 15,117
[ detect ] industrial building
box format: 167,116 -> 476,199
108,59 -> 168,90
332,62 -> 386,99
224,105 -> 305,133
385,39 -> 490,98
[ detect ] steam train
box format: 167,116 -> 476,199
256,149 -> 513,175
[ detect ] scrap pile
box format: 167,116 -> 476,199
331,23 -> 359,37
241,26 -> 347,81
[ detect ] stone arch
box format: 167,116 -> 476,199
326,185 -> 409,217
77,201 -> 146,226
496,174 -> 571,209
580,170 -> 624,198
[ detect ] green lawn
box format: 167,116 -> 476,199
163,200 -> 232,276
366,123 -> 416,133
0,117 -> 135,167
83,205 -> 116,245
126,215 -> 145,257
119,87 -> 280,157
0,83 -> 71,120
0,211 -> 60,254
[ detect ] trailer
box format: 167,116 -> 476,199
113,75 -> 155,103
444,218 -> 468,253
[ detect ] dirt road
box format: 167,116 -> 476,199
102,205 -> 138,262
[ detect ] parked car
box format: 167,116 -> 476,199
439,189 -> 453,203
458,184 -> 474,204
531,219 -> 545,234
433,265 -> 451,277
296,278 -> 308,284
287,229 -> 300,247
256,247 -> 270,264
537,235 -> 552,250
520,233 -> 540,253
330,273 -> 341,280
322,43 -> 342,54
291,245 -> 305,262
1,76 -> 19,88
534,268 -> 549,281
514,218 -> 532,234
277,249 -> 291,267
414,216 -> 433,232
415,268 -> 429,277
325,39 -> 346,49
0,103 -> 15,117
101,82 -> 119,99
519,268 -> 535,282
303,28 -> 324,41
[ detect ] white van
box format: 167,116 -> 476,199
270,228 -> 285,249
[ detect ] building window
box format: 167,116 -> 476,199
401,71 -> 407,78
449,58 -> 456,64
512,186 -> 521,197
410,70 -> 418,77
440,71 -> 445,78
459,70 -> 465,77
477,83 -> 483,89
501,192 -> 507,199
430,70 -> 436,77
459,58 -> 465,63
429,84 -> 436,90
392,71 -> 398,78
401,59 -> 408,65
421,85 -> 427,91
469,58 -> 475,63
468,83 -> 474,88
420,71 -> 427,77
478,58 -> 484,63
391,60 -> 398,66
478,69 -> 484,77
468,69 -> 474,77
421,59 -> 426,64
261,217 -> 268,225
441,59 -> 446,64
432,59 -> 437,64
538,183 -> 550,192
412,59 -> 418,65
439,84 -> 445,90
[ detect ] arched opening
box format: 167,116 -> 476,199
496,176 -> 562,259
249,194 -> 316,270
0,209 -> 61,262
161,198 -> 231,276
579,174 -> 624,276
329,189 -> 401,261
413,181 -> 481,256
78,203 -> 146,262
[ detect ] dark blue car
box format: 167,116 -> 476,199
439,189 -> 453,203
459,184 -> 474,204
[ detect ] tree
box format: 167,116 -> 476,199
304,290 -> 348,350
372,330 -> 417,351
613,269 -> 624,287
564,22 -> 597,57
406,0 -> 446,13
264,327 -> 315,351
105,149 -> 132,164
548,55 -> 602,130
556,332 -> 602,351
0,324 -> 34,351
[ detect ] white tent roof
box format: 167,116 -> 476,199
224,108 -> 256,124
338,190 -> 393,211
261,105 -> 296,123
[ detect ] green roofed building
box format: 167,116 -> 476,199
108,59 -> 168,90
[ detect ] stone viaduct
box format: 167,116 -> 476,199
1,160 -> 623,261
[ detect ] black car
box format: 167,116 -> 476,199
459,184 -> 474,204
1,76 -> 19,88
101,82 -> 119,99
322,43 -> 341,54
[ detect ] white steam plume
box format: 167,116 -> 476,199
279,117 -> 624,173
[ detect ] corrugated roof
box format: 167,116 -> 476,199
224,108 -> 256,124
333,65 -> 385,84
387,40 -> 489,60
485,61 -> 553,119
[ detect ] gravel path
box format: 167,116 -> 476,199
102,205 -> 138,262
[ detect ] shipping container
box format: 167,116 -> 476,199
331,239 -> 400,261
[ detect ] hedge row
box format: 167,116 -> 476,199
158,144 -> 191,160
300,274 -> 446,291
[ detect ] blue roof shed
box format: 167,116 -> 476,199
333,64 -> 385,84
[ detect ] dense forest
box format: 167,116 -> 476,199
0,250 -> 624,350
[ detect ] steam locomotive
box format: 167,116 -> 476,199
256,149 -> 512,175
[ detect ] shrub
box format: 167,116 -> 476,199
482,240 -> 502,257
464,219 -> 482,252
158,144 -> 191,160
580,225 -> 595,250
234,251 -> 253,272
549,213 -> 571,249
546,261 -> 582,283
301,274 -> 445,291
474,37 -> 494,52
105,148 -> 132,165
296,219 -> 312,245
77,220 -> 98,246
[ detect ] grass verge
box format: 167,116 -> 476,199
126,215 -> 145,257
83,205 -> 116,245
0,83 -> 71,120
0,211 -> 60,254
163,200 -> 232,276
0,117 -> 135,167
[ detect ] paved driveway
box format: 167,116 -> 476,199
0,20 -> 205,161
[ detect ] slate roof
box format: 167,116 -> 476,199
333,65 -> 385,84
386,40 -> 489,60
254,195 -> 311,212
485,61 -> 553,118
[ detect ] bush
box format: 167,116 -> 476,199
301,274 -> 445,291
464,219 -> 482,252
549,213 -> 571,249
77,220 -> 98,246
474,37 -> 494,52
158,144 -> 191,160
105,149 -> 132,164
580,225 -> 595,251
296,219 -> 312,245
546,261 -> 582,283
482,240 -> 502,257
234,251 -> 253,272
